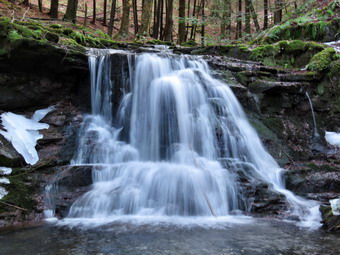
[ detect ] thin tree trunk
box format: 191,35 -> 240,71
132,0 -> 138,34
221,0 -> 231,39
245,0 -> 251,34
160,0 -> 164,39
185,0 -> 190,40
236,0 -> 242,39
23,0 -> 29,6
163,0 -> 173,41
178,0 -> 186,44
50,0 -> 58,19
117,0 -> 132,37
249,1 -> 260,31
64,0 -> 78,23
263,0 -> 268,29
38,0 -> 43,13
201,0 -> 205,45
153,0 -> 158,38
91,0 -> 96,24
84,2 -> 88,26
108,0 -> 117,36
103,0 -> 107,25
190,0 -> 197,40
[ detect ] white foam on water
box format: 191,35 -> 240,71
325,131 -> 340,148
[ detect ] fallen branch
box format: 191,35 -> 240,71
21,7 -> 30,21
0,200 -> 28,211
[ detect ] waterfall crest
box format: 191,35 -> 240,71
64,50 -> 320,227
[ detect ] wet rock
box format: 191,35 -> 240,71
285,163 -> 340,202
320,205 -> 340,232
0,134 -> 24,167
51,165 -> 94,217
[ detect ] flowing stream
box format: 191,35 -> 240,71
51,49 -> 320,228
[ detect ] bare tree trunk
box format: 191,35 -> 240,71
91,0 -> 96,24
190,0 -> 197,40
178,0 -> 186,44
139,0 -> 153,36
108,0 -> 117,36
38,0 -> 43,12
236,0 -> 242,39
84,2 -> 88,26
249,1 -> 260,31
160,0 -> 164,39
245,0 -> 251,34
50,0 -> 58,19
263,0 -> 268,29
221,0 -> 231,39
274,0 -> 283,24
103,0 -> 107,25
64,0 -> 78,23
117,0 -> 132,37
132,0 -> 138,34
163,0 -> 173,41
201,0 -> 205,45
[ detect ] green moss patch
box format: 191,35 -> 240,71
307,48 -> 336,72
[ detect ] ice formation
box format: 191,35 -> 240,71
325,131 -> 340,148
0,167 -> 12,175
0,106 -> 54,165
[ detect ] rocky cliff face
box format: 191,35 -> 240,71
0,39 -> 339,230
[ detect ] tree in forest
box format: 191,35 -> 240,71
245,0 -> 251,34
178,0 -> 186,44
263,0 -> 269,29
236,0 -> 242,39
221,0 -> 231,39
117,0 -> 132,38
103,0 -> 107,26
139,0 -> 154,36
108,0 -> 117,36
132,0 -> 138,34
163,0 -> 174,41
64,0 -> 78,23
274,0 -> 284,24
49,0 -> 58,19
38,0 -> 43,13
91,0 -> 96,24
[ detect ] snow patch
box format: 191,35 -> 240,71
0,186 -> 8,200
325,131 -> 340,148
0,106 -> 54,165
0,167 -> 12,175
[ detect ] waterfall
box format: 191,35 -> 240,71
62,50 -> 320,227
305,92 -> 319,138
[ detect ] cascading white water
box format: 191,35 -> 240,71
64,49 -> 320,227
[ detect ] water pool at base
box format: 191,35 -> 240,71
0,219 -> 339,255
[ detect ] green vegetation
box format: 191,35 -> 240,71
307,48 -> 336,72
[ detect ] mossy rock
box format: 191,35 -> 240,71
45,32 -> 59,43
307,48 -> 336,72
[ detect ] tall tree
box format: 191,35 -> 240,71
108,0 -> 117,36
103,0 -> 107,25
236,0 -> 242,39
132,0 -> 138,34
38,0 -> 43,12
139,0 -> 154,36
49,0 -> 59,19
221,0 -> 231,39
274,0 -> 283,24
163,0 -> 173,41
245,0 -> 251,34
178,0 -> 186,44
64,0 -> 78,23
117,0 -> 132,37
91,0 -> 96,24
249,1 -> 260,31
263,0 -> 268,29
